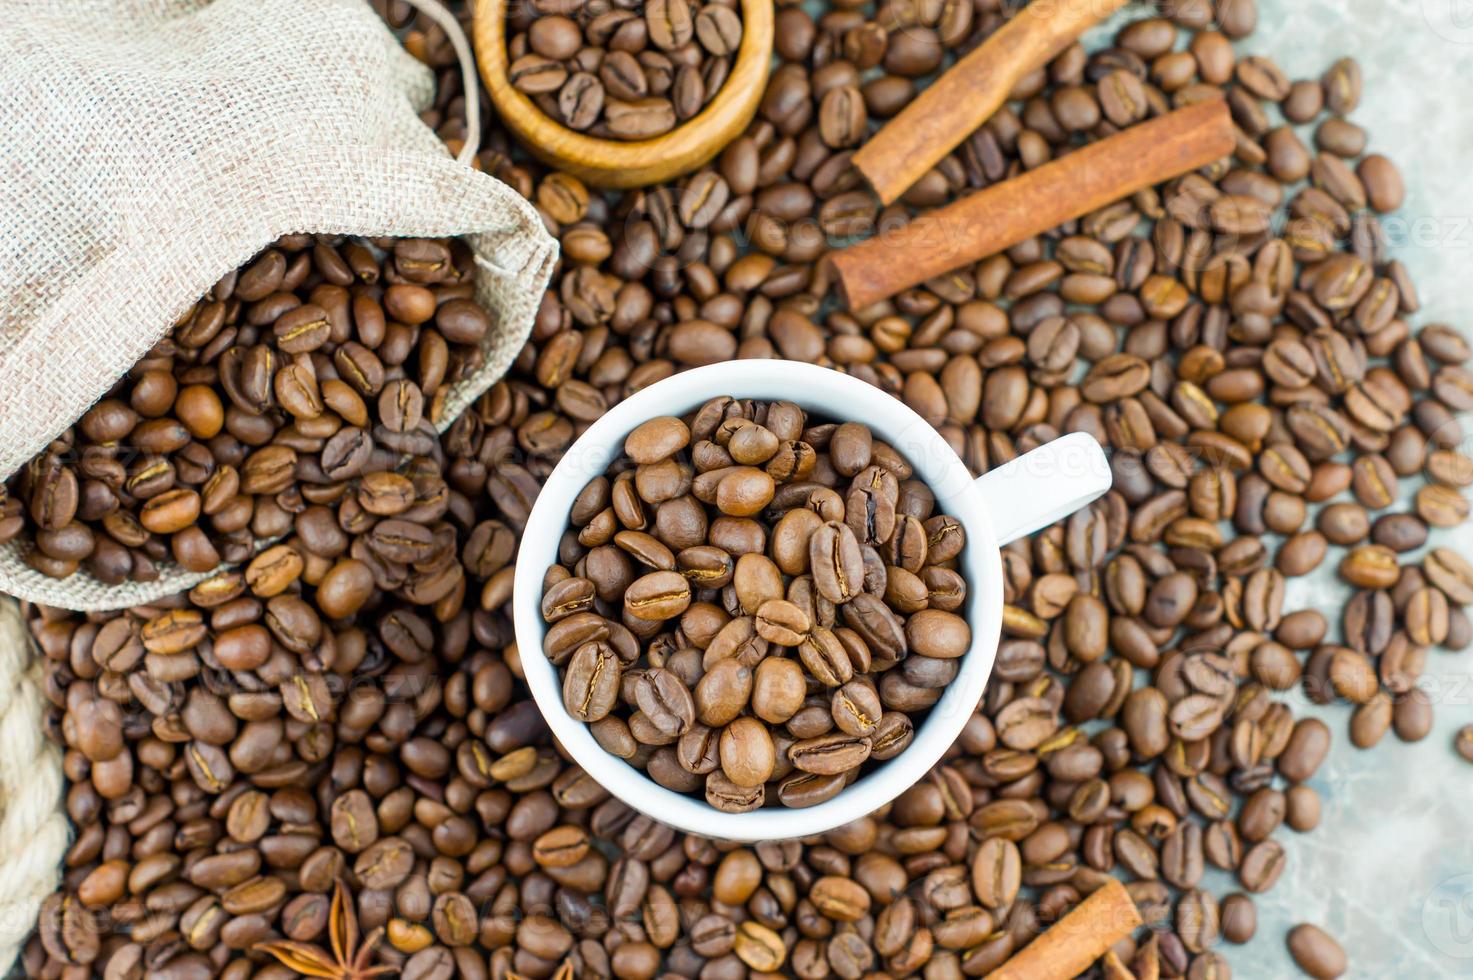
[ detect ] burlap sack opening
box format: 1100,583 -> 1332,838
0,0 -> 558,611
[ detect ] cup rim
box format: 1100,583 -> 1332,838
512,361 -> 1004,841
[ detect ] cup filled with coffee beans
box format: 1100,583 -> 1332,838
515,361 -> 1111,839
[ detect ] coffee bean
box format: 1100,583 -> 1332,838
563,641 -> 621,722
754,598 -> 810,646
1453,725 -> 1473,764
733,920 -> 786,971
809,520 -> 864,603
635,667 -> 695,735
994,697 -> 1058,750
626,415 -> 691,464
818,85 -> 866,149
789,732 -> 871,775
970,837 -> 1021,909
691,655 -> 748,725
1238,839 -> 1287,893
510,53 -> 568,94
1417,482 -> 1470,527
906,609 -> 969,659
718,716 -> 775,787
1393,687 -> 1435,742
624,570 -> 692,620
1287,923 -> 1348,979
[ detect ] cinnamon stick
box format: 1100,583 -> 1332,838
853,0 -> 1131,205
832,99 -> 1235,311
984,878 -> 1143,980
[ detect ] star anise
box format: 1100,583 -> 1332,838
255,878 -> 396,979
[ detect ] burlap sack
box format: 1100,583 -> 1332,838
0,0 -> 557,611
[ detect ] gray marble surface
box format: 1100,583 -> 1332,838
1082,1 -> 1473,975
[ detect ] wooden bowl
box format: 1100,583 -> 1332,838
472,0 -> 773,189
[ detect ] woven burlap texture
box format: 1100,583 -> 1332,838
0,600 -> 67,974
0,0 -> 558,611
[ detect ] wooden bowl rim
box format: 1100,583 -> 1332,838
471,0 -> 772,171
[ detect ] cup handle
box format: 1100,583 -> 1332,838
972,432 -> 1113,546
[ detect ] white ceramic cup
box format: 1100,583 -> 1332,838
513,361 -> 1111,841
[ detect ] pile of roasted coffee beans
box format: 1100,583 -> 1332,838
507,0 -> 743,139
18,0 -> 1473,976
542,398 -> 971,811
2,236 -> 497,587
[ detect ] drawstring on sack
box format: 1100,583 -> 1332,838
403,0 -> 482,166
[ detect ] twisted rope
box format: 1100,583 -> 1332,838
0,600 -> 67,974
